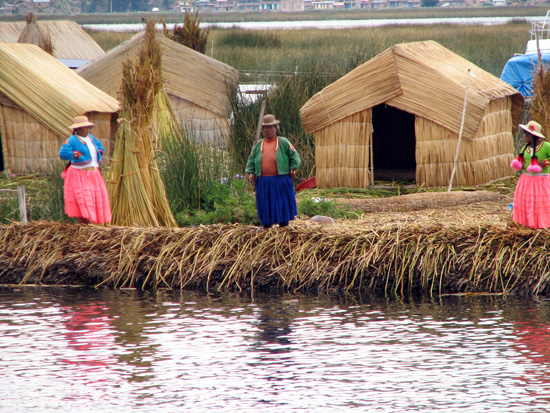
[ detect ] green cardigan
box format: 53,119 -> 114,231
245,136 -> 301,177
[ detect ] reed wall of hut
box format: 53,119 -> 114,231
416,97 -> 515,187
169,96 -> 230,146
315,109 -> 374,189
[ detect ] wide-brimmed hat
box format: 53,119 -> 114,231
69,115 -> 94,130
261,114 -> 280,127
519,120 -> 545,139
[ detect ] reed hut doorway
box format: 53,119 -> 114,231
372,104 -> 416,182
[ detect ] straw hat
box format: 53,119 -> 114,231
69,116 -> 94,130
261,114 -> 280,127
519,120 -> 545,139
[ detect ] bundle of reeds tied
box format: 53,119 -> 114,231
106,19 -> 177,227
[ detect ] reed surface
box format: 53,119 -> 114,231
2,198 -> 550,296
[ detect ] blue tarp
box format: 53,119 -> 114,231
500,53 -> 550,98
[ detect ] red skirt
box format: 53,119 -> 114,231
63,167 -> 111,224
513,173 -> 550,229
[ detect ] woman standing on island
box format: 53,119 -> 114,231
246,114 -> 301,229
59,116 -> 111,224
510,120 -> 550,229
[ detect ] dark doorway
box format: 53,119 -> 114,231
372,104 -> 416,182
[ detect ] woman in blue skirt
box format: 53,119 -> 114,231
246,114 -> 301,229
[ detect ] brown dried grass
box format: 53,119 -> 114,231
1,199 -> 550,296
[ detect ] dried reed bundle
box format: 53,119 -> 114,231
1,208 -> 549,296
106,19 -> 176,227
163,12 -> 209,54
18,14 -> 54,55
530,64 -> 550,135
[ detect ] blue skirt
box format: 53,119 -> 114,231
255,175 -> 298,226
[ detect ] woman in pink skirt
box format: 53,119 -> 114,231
59,116 -> 111,224
510,120 -> 550,229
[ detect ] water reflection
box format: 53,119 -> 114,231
1,288 -> 550,411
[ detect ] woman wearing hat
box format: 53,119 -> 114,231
59,115 -> 111,224
510,120 -> 550,228
246,114 -> 301,229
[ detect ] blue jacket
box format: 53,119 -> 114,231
59,134 -> 105,166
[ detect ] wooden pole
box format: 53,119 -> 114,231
17,185 -> 27,223
448,69 -> 473,192
254,100 -> 267,144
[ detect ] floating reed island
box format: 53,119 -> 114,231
2,192 -> 550,296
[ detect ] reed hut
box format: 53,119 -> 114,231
0,43 -> 119,174
300,41 -> 524,188
1,19 -> 104,68
17,18 -> 105,67
77,31 -> 239,146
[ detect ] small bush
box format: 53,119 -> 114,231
175,176 -> 259,226
298,197 -> 360,220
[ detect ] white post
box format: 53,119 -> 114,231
448,68 -> 473,192
17,186 -> 27,223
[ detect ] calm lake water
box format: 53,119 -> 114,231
83,15 -> 544,32
1,287 -> 550,412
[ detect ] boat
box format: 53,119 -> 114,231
500,10 -> 550,98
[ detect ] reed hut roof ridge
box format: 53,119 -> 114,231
77,31 -> 240,118
300,40 -> 523,140
0,42 -> 119,139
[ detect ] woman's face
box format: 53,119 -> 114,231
523,131 -> 533,144
263,125 -> 277,140
75,126 -> 91,137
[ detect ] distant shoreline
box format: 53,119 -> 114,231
0,6 -> 548,25
83,15 -> 540,32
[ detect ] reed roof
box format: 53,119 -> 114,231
77,32 -> 240,118
0,22 -> 26,43
300,41 -> 523,140
17,20 -> 105,60
0,42 -> 119,139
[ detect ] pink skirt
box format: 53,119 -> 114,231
513,173 -> 550,229
63,167 -> 111,224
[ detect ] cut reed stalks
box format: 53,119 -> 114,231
1,213 -> 549,296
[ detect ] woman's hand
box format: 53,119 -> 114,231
249,174 -> 256,187
73,151 -> 82,159
290,170 -> 297,178
542,159 -> 550,168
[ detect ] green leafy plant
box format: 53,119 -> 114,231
298,197 -> 360,220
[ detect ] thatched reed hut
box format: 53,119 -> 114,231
77,31 -> 240,146
300,41 -> 524,188
0,43 -> 119,174
0,19 -> 104,68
